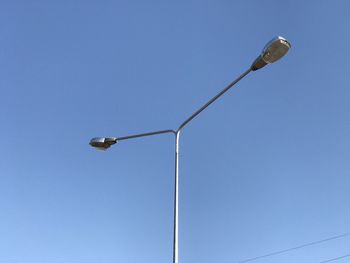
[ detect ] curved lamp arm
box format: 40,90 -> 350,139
177,68 -> 252,131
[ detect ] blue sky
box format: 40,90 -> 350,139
1,1 -> 350,262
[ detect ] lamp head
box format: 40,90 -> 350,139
89,137 -> 117,150
251,36 -> 291,71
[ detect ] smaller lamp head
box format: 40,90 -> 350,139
251,36 -> 291,71
89,137 -> 117,150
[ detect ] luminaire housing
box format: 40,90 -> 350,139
251,36 -> 291,71
89,137 -> 117,150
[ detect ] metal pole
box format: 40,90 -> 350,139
171,69 -> 251,263
173,130 -> 180,263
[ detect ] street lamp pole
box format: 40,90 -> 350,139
173,130 -> 180,263
89,36 -> 291,263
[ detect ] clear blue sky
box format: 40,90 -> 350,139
1,1 -> 350,262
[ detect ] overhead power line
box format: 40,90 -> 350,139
238,232 -> 350,263
319,254 -> 350,263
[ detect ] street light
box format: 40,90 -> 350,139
251,36 -> 291,71
90,137 -> 117,150
89,36 -> 291,263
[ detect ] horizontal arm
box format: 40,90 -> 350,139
117,129 -> 176,141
